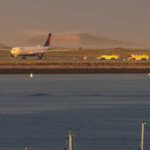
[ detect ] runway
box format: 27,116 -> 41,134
1,49 -> 150,73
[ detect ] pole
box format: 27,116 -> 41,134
140,122 -> 146,150
68,130 -> 73,150
24,145 -> 29,150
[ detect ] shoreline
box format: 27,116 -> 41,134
0,61 -> 150,73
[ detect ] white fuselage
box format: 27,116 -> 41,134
9,33 -> 51,59
10,46 -> 49,57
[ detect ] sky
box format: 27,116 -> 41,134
0,0 -> 150,45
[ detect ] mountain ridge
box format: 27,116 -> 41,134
17,33 -> 147,48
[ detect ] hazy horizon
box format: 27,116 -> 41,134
0,0 -> 150,46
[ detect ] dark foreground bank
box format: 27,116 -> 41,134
0,60 -> 150,73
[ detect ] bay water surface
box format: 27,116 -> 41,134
0,74 -> 149,150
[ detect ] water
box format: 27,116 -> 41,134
0,74 -> 149,150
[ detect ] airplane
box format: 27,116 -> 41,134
9,33 -> 52,59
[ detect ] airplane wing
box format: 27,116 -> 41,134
45,49 -> 79,53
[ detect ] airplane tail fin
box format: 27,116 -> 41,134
44,33 -> 52,47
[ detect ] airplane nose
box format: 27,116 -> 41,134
11,49 -> 15,55
10,48 -> 21,57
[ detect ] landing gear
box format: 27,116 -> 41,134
36,53 -> 44,59
9,53 -> 17,58
9,53 -> 14,58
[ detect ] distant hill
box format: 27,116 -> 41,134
19,33 -> 146,48
77,33 -> 144,48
